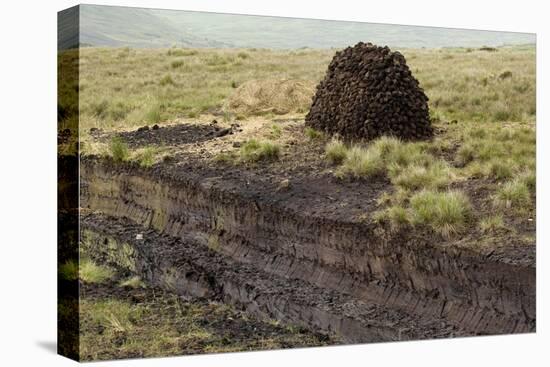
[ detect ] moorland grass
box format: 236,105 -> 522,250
76,45 -> 535,131
409,190 -> 472,237
238,139 -> 281,163
79,258 -> 115,284
325,138 -> 347,164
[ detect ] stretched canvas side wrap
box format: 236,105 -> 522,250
57,4 -> 536,362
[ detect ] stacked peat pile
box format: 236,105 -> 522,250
305,42 -> 433,141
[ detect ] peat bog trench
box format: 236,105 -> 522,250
80,157 -> 535,343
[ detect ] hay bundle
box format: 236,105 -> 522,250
305,42 -> 433,141
225,79 -> 315,116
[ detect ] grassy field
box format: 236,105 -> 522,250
75,45 -> 535,132
69,44 -> 535,239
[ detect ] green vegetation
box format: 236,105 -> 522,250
336,146 -> 384,178
325,138 -> 347,164
409,190 -> 472,237
479,215 -> 505,233
80,258 -> 115,283
270,124 -> 282,139
374,190 -> 472,237
134,146 -> 158,168
109,136 -> 129,162
60,258 -> 114,283
238,139 -> 281,163
59,260 -> 78,281
159,74 -> 175,86
331,136 -> 454,191
77,45 -> 534,132
171,59 -> 184,69
305,127 -> 324,140
493,179 -> 532,211
391,161 -> 454,190
119,276 -> 146,289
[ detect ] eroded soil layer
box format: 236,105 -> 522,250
80,157 -> 535,340
82,214 -> 464,343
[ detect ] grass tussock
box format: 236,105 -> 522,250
132,146 -> 159,168
238,139 -> 281,163
325,138 -> 347,164
79,258 -> 115,284
409,190 -> 472,237
119,276 -> 146,289
305,127 -> 324,141
336,146 -> 384,178
493,179 -> 532,211
109,136 -> 129,162
59,260 -> 79,281
331,136 -> 454,191
479,215 -> 505,233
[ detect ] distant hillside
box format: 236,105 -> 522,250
77,5 -> 231,48
153,9 -> 536,49
63,4 -> 535,50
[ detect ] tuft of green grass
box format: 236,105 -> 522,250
479,215 -> 505,233
391,161 -> 454,190
409,190 -> 472,237
159,75 -> 175,86
80,258 -> 115,284
487,159 -> 515,180
109,136 -> 129,162
119,276 -> 146,289
237,52 -> 250,59
239,139 -> 280,163
336,146 -> 384,178
167,49 -> 197,57
305,127 -> 324,140
59,260 -> 79,281
372,205 -> 410,230
171,60 -> 184,69
493,179 -> 532,210
90,100 -> 109,120
325,138 -> 347,164
145,104 -> 162,124
214,152 -> 237,164
109,102 -> 131,121
270,124 -> 282,139
135,146 -> 156,168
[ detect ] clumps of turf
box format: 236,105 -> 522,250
329,136 -> 455,190
80,258 -> 115,284
216,139 -> 281,164
119,276 -> 146,289
325,138 -> 347,164
479,215 -> 505,233
409,190 -> 472,237
373,190 -> 472,237
109,136 -> 129,162
335,146 -> 384,178
493,179 -> 532,211
239,139 -> 280,162
305,127 -> 324,141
